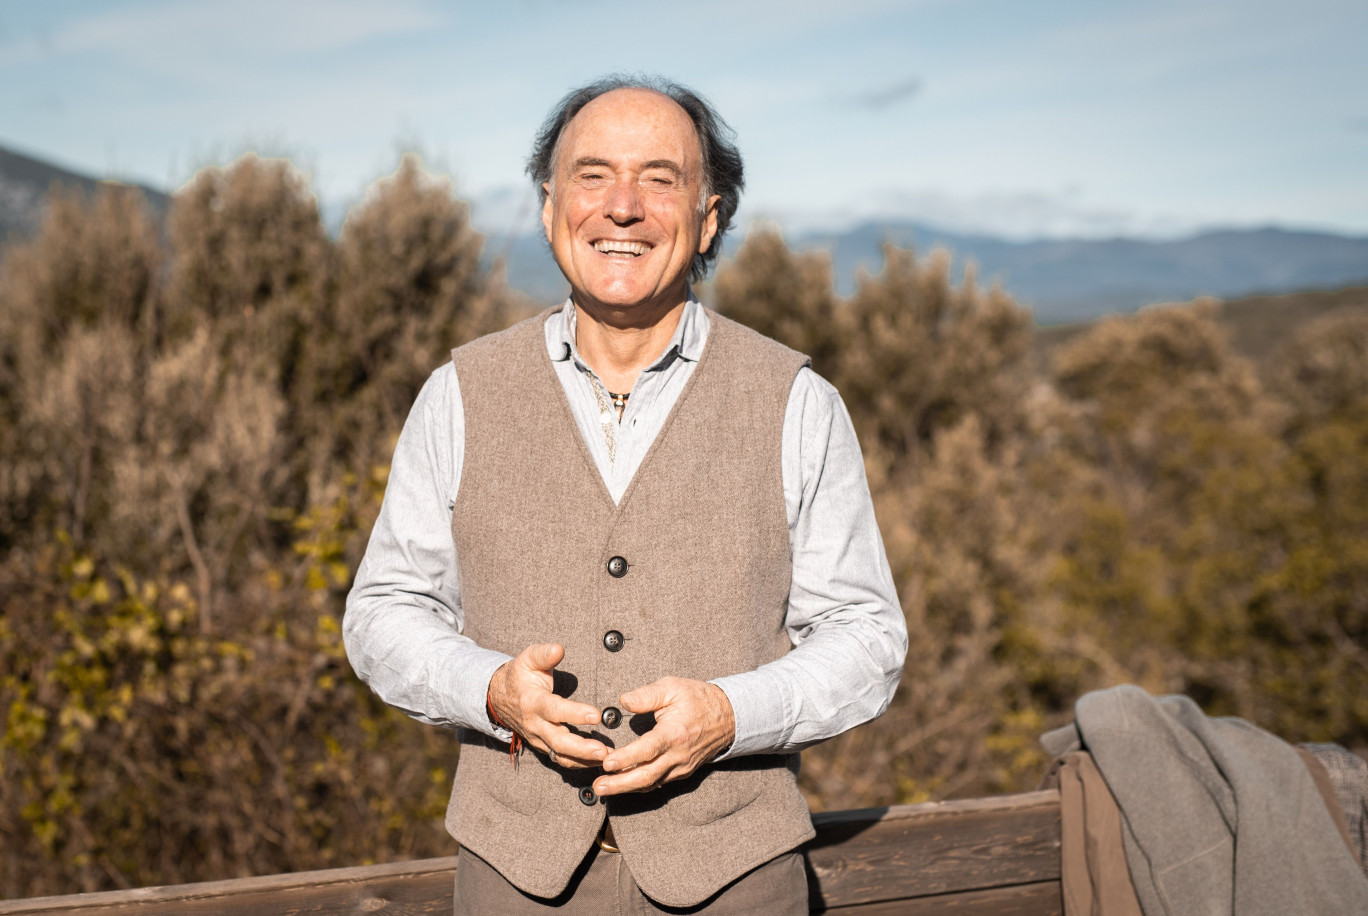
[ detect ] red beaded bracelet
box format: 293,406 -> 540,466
486,695 -> 522,766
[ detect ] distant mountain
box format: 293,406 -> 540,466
0,143 -> 169,245
786,221 -> 1368,324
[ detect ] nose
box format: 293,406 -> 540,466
604,176 -> 644,224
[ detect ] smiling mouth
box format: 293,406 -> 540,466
593,239 -> 652,258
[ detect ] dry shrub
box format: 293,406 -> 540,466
1042,305 -> 1368,743
0,186 -> 162,554
111,327 -> 287,628
712,224 -> 841,372
834,248 -> 1033,469
719,236 -> 1060,806
0,184 -> 161,359
0,153 -> 496,898
298,154 -> 504,476
714,234 -> 1368,811
164,153 -> 328,328
807,416 -> 1058,806
1275,310 -> 1368,424
1048,307 -> 1291,697
1245,312 -> 1368,740
4,158 -> 1368,897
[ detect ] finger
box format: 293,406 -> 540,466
544,753 -> 604,770
538,727 -> 610,771
620,679 -> 672,714
545,725 -> 611,760
519,720 -> 609,764
523,642 -> 564,672
534,693 -> 603,729
602,731 -> 669,774
593,755 -> 675,796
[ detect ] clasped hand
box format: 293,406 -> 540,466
486,643 -> 735,797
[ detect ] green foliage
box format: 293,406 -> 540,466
0,514 -> 455,897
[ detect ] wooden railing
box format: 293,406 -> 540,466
0,790 -> 1062,915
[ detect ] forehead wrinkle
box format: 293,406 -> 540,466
559,90 -> 697,159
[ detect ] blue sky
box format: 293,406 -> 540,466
1,0 -> 1365,240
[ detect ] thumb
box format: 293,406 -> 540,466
621,680 -> 670,713
526,643 -> 565,672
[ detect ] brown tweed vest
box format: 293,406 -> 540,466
446,308 -> 815,907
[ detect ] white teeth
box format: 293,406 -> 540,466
593,240 -> 650,256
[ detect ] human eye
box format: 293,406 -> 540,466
641,171 -> 680,191
574,169 -> 610,189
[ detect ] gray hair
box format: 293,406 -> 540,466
526,74 -> 744,281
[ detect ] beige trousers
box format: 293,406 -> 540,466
454,844 -> 809,915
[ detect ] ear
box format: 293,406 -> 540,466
697,194 -> 721,255
541,182 -> 554,243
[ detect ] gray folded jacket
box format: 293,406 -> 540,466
1302,741 -> 1368,875
1042,685 -> 1368,915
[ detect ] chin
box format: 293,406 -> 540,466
582,281 -> 664,309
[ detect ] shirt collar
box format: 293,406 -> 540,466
545,289 -> 708,369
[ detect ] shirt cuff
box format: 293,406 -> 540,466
456,647 -> 515,741
709,670 -> 791,760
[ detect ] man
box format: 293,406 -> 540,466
344,75 -> 906,914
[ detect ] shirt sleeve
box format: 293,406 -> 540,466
710,368 -> 908,757
342,363 -> 513,739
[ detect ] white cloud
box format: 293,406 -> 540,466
746,186 -> 1200,241
37,0 -> 443,66
690,0 -> 947,36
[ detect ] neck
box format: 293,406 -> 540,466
573,295 -> 687,393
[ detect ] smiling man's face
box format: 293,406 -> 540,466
542,88 -> 719,316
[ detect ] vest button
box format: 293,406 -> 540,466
606,556 -> 628,578
600,706 -> 622,729
603,630 -> 624,652
579,786 -> 598,806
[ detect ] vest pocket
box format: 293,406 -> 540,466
661,759 -> 777,826
456,735 -> 546,818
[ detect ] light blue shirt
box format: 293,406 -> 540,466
344,296 -> 906,759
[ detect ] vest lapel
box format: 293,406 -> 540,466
537,309 -> 726,517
